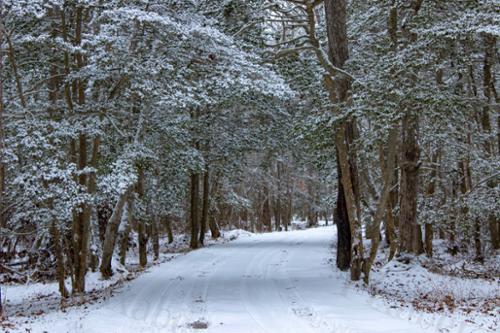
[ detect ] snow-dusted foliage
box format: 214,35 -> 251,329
0,0 -> 301,291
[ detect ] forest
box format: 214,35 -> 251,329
0,1 -> 498,332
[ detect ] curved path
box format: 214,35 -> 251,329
28,227 -> 438,333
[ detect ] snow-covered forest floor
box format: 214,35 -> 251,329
1,226 -> 498,333
362,241 -> 499,332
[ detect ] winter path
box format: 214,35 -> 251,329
14,227 -> 473,333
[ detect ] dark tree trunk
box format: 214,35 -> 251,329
334,173 -> 351,271
100,188 -> 131,278
190,172 -> 200,249
324,0 -> 362,277
72,7 -> 90,294
164,216 -> 174,244
424,151 -> 438,258
50,220 -> 69,298
138,220 -> 148,267
136,166 -> 148,267
0,11 -> 3,317
262,186 -> 272,232
399,113 -> 422,254
482,34 -> 500,250
199,168 -> 209,245
152,217 -> 159,260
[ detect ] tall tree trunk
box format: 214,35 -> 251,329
137,166 -> 147,267
262,185 -> 272,232
399,112 -> 422,254
363,127 -> 398,283
335,126 -> 363,280
274,161 -> 283,231
324,0 -> 363,279
385,199 -> 397,261
207,175 -> 221,239
100,187 -> 131,278
482,33 -> 500,250
50,220 -> 69,298
284,180 -> 293,232
0,11 -> 4,317
72,6 -> 91,293
424,151 -> 438,258
163,216 -> 174,244
384,127 -> 399,262
199,168 -> 210,245
334,162 -> 351,271
119,196 -> 133,266
190,172 -> 200,249
152,216 -> 159,260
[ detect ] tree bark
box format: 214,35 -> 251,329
119,196 -> 133,266
399,112 -> 422,254
50,220 -> 69,298
334,162 -> 351,270
163,216 -> 174,244
262,185 -> 272,232
190,172 -> 200,249
335,124 -> 363,281
100,187 -> 131,278
152,216 -> 159,260
137,166 -> 147,267
324,0 -> 363,279
0,11 -> 4,317
482,33 -> 500,250
199,168 -> 209,245
424,152 -> 438,258
362,127 -> 398,283
72,6 -> 91,293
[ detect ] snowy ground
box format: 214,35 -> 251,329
2,226 -> 498,333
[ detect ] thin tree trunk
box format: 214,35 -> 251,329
262,186 -> 272,232
385,200 -> 397,261
0,11 -> 4,317
382,120 -> 399,261
199,168 -> 209,245
164,216 -> 174,244
137,166 -> 147,267
100,187 -> 131,278
285,180 -> 293,232
119,196 -> 133,266
152,216 -> 159,260
363,127 -> 398,283
50,220 -> 69,298
424,151 -> 438,258
72,6 -> 91,293
482,33 -> 500,250
208,175 -> 221,239
190,172 -> 200,249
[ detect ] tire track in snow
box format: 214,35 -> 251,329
240,233 -> 315,333
148,253 -> 227,331
274,240 -> 340,333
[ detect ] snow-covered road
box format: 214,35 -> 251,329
26,227 -> 444,333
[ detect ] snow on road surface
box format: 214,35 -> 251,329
15,227 -> 479,333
